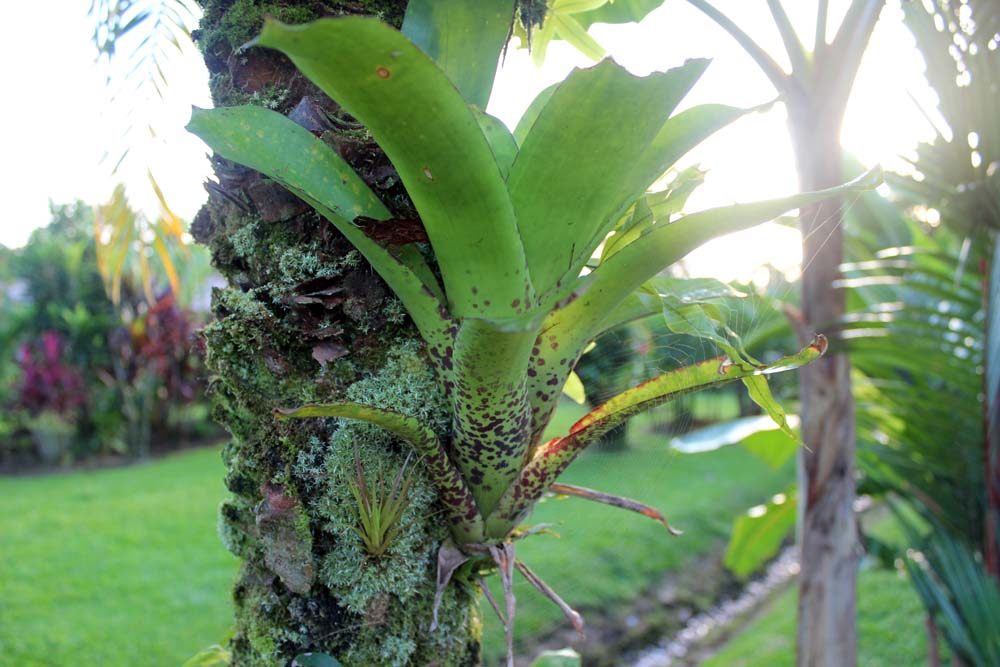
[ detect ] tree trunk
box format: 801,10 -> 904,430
789,111 -> 859,667
191,2 -> 481,665
926,614 -> 942,667
985,242 -> 1000,579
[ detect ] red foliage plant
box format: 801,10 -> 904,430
16,331 -> 86,416
118,292 -> 201,402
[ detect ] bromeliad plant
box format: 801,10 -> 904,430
187,14 -> 878,659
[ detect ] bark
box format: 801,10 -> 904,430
191,2 -> 481,665
788,103 -> 859,667
926,614 -> 941,667
986,242 -> 1000,579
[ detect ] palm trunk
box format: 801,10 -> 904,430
985,243 -> 1000,579
191,2 -> 481,665
926,614 -> 942,667
789,112 -> 859,667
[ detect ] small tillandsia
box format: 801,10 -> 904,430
189,12 -> 879,665
345,444 -> 415,559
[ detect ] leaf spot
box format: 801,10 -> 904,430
423,167 -> 434,180
376,66 -> 391,79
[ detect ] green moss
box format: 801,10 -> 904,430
211,0 -> 322,52
218,499 -> 259,559
231,566 -> 303,667
209,74 -> 292,110
198,0 -> 407,60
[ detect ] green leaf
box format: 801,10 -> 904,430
182,645 -> 231,667
292,654 -> 343,667
274,401 -> 485,542
530,648 -> 582,667
670,414 -> 798,470
738,425 -> 799,469
724,489 -> 797,578
448,317 -> 536,516
254,17 -> 534,319
594,103 -> 761,252
473,109 -> 518,181
572,166 -> 883,341
551,12 -> 606,61
187,106 -> 387,220
574,0 -> 666,29
570,337 -> 823,439
602,166 -> 707,260
513,83 -> 558,146
508,58 -> 710,295
742,374 -> 798,443
186,106 -> 450,347
562,370 -> 586,404
401,0 -> 516,109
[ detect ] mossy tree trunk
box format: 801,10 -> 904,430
191,2 -> 481,665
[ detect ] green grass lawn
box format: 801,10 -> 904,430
0,446 -> 237,667
700,507 -> 939,667
699,565 -> 931,667
0,399 -> 794,667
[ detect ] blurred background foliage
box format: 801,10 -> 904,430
1,1 -> 999,665
0,198 -> 218,468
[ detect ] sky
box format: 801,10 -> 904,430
0,1 -> 937,282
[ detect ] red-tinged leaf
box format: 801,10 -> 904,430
486,337 -> 825,535
549,483 -> 681,535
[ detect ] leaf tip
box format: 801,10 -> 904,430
810,333 -> 828,356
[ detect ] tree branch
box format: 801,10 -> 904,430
685,0 -> 791,96
825,0 -> 884,108
815,0 -> 829,57
767,0 -> 810,78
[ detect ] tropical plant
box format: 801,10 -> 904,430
512,0 -> 664,66
3,202 -> 211,463
15,331 -> 87,417
107,290 -> 206,457
14,332 -> 87,464
903,527 -> 1000,667
88,0 -> 202,305
843,1 -> 1000,663
686,2 -> 886,661
188,13 -> 878,664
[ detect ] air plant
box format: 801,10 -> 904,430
187,15 -> 879,663
347,446 -> 415,559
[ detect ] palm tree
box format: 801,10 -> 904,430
684,3 -> 884,663
846,2 -> 1000,663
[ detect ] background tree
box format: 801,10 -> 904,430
846,2 -> 1000,663
686,2 -> 884,663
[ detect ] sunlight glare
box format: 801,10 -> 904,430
491,1 -> 938,284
